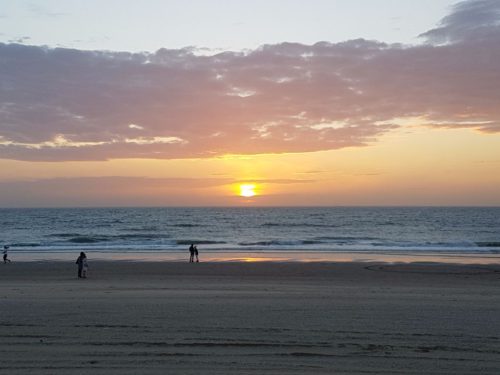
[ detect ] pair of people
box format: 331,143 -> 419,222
3,245 -> 10,263
75,252 -> 89,278
189,244 -> 199,263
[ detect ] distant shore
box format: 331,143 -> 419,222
2,261 -> 500,374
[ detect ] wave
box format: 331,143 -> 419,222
6,241 -> 500,254
314,236 -> 378,241
376,221 -> 397,226
239,240 -> 324,247
262,222 -> 338,228
170,224 -> 203,228
9,242 -> 40,247
236,238 -> 500,251
121,226 -> 159,232
176,240 -> 227,245
48,233 -> 82,238
52,233 -> 171,243
476,242 -> 500,247
116,234 -> 170,240
68,236 -> 110,243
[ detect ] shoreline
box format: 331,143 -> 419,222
4,249 -> 500,264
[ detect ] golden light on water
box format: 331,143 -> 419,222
239,184 -> 257,197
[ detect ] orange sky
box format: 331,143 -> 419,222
0,127 -> 499,207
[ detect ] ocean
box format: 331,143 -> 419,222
1,207 -> 499,261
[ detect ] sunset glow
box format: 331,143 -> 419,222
0,0 -> 499,207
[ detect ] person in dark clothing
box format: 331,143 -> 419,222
194,245 -> 199,262
3,245 -> 10,263
189,244 -> 195,263
75,252 -> 86,278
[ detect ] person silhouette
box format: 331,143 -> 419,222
3,245 -> 11,263
194,245 -> 199,262
189,244 -> 195,263
75,252 -> 86,278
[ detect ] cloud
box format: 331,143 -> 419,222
0,176 -> 312,189
297,170 -> 327,175
0,176 -> 224,207
235,179 -> 314,185
0,176 -> 314,206
420,0 -> 500,43
1,0 -> 500,162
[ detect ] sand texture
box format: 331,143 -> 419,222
1,261 -> 500,374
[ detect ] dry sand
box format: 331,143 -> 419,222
1,261 -> 500,374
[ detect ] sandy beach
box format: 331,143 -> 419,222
1,260 -> 500,374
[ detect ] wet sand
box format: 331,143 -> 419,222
1,261 -> 500,374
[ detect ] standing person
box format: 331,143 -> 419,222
3,245 -> 10,263
189,244 -> 195,263
82,256 -> 89,278
75,252 -> 86,278
194,245 -> 199,262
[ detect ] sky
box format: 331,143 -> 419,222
0,0 -> 499,207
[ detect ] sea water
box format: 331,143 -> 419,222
1,207 -> 499,261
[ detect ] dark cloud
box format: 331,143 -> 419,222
1,0 -> 500,162
420,0 -> 500,43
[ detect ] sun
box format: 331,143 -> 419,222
239,184 -> 257,198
